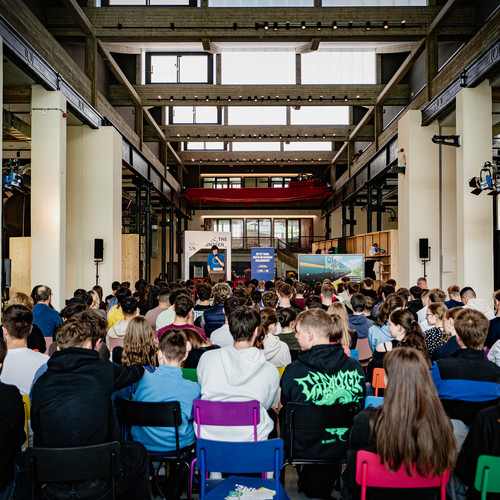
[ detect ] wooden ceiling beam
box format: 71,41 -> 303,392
201,38 -> 221,54
60,0 -> 95,36
295,38 -> 321,54
375,42 -> 419,54
3,86 -> 31,104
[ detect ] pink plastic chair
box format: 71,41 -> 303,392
356,338 -> 372,367
355,450 -> 450,500
108,337 -> 124,351
45,337 -> 53,352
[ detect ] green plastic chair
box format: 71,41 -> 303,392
474,455 -> 500,500
182,368 -> 198,382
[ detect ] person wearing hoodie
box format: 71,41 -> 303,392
445,285 -> 464,309
106,296 -> 138,349
460,286 -> 495,320
258,308 -> 291,367
196,306 -> 279,442
348,293 -> 373,339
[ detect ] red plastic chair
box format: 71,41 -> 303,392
233,278 -> 246,288
355,450 -> 450,500
372,368 -> 386,397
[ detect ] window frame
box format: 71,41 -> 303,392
145,52 -> 214,84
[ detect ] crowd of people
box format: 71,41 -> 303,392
0,275 -> 499,500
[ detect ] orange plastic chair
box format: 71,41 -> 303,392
22,394 -> 30,448
356,450 -> 450,500
372,368 -> 386,397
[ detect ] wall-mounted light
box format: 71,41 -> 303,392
264,21 -> 269,30
316,21 -> 322,31
301,21 -> 306,29
332,21 -> 337,30
285,22 -> 290,30
233,22 -> 237,30
365,21 -> 371,30
383,20 -> 389,29
170,22 -> 175,30
348,20 -> 353,29
273,22 -> 278,31
401,20 -> 406,28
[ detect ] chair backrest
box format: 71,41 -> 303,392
350,349 -> 359,360
108,337 -> 124,351
197,438 -> 284,498
286,401 -> 357,462
193,399 -> 260,441
26,442 -> 121,498
22,395 -> 30,448
277,366 -> 286,378
355,450 -> 450,500
45,337 -> 53,352
372,368 -> 386,397
356,338 -> 372,366
181,367 -> 198,382
474,454 -> 500,496
364,396 -> 384,408
115,399 -> 182,456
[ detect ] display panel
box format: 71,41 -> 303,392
298,254 -> 364,284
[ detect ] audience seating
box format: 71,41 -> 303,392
356,338 -> 372,367
26,442 -> 121,500
364,396 -> 384,408
115,399 -> 193,500
233,278 -> 246,288
355,450 -> 450,500
44,338 -> 53,352
350,349 -> 359,360
108,338 -> 125,351
474,454 -> 500,499
181,367 -> 198,382
372,368 -> 386,397
195,438 -> 289,499
22,395 -> 30,448
278,366 -> 286,378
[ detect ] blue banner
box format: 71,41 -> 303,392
251,248 -> 275,282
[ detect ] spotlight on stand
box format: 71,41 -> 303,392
469,161 -> 500,196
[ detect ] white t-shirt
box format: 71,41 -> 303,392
210,324 -> 233,348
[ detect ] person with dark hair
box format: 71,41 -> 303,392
193,282 -> 213,324
345,348 -> 456,500
305,294 -> 323,310
431,309 -> 500,425
183,328 -> 220,369
200,283 -> 232,337
105,280 -> 121,311
60,302 -> 87,321
368,293 -> 406,352
0,336 -> 26,500
261,290 -> 279,309
460,286 -> 495,320
156,287 -> 191,332
361,277 -> 377,300
31,316 -> 149,499
32,285 -> 62,338
106,296 -> 138,349
292,281 -> 307,311
145,287 -> 171,336
197,306 -> 279,442
348,293 -> 373,339
108,286 -> 132,328
207,245 -> 224,273
210,296 -> 245,347
131,329 -> 200,452
445,285 -> 464,309
257,308 -> 291,367
157,294 -> 207,341
277,307 -> 300,352
407,286 -> 423,320
251,290 -> 262,311
320,282 -> 337,310
371,283 -> 396,319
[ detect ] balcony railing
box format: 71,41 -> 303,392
230,236 -> 319,252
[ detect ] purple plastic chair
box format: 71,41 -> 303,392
190,399 -> 261,497
355,450 -> 450,500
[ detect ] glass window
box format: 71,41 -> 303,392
323,0 -> 425,4
148,53 -> 212,83
271,177 -> 284,187
195,107 -> 219,124
274,218 -> 286,248
203,177 -> 215,188
290,106 -> 349,125
185,142 -> 225,150
150,55 -> 177,83
259,219 -> 272,247
214,219 -> 231,232
171,107 -> 219,124
301,50 -> 376,84
229,178 -> 242,188
228,106 -> 287,126
215,178 -> 228,188
179,56 -> 208,83
232,219 -> 244,249
283,142 -> 333,151
210,0 -> 313,5
232,142 -> 281,152
247,218 -> 259,247
257,177 -> 269,187
244,177 -> 256,187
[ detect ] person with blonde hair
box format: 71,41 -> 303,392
327,301 -> 357,349
424,301 -> 448,357
88,289 -> 106,318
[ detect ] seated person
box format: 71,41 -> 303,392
277,307 -> 300,354
200,283 -> 232,337
432,306 -> 463,361
292,281 -> 307,311
157,294 -> 206,341
485,289 -> 500,348
107,286 -> 132,328
106,296 -> 138,349
257,308 -> 291,368
183,328 -> 219,369
445,285 -> 464,309
345,347 -> 456,500
348,293 -> 373,339
131,329 -> 200,452
368,293 -> 405,352
210,296 -> 245,348
431,308 -> 500,426
197,306 -> 279,442
424,301 -> 448,357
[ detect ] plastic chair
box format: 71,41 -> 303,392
26,441 -> 121,500
278,366 -> 286,378
108,337 -> 124,351
372,367 -> 386,397
196,438 -> 289,499
44,337 -> 53,352
474,454 -> 500,499
364,396 -> 384,408
355,450 -> 450,500
22,395 -> 30,448
182,367 -> 198,382
356,338 -> 372,366
350,349 -> 359,360
115,399 -> 193,500
233,278 -> 246,288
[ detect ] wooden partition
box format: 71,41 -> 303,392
122,234 -> 139,285
312,230 -> 398,285
9,237 -> 31,296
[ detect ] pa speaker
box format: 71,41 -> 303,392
419,238 -> 429,260
3,259 -> 11,287
94,239 -> 104,261
338,237 -> 347,254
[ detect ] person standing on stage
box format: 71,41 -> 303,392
207,245 -> 225,273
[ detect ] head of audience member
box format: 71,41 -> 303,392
122,316 -> 157,369
321,283 -> 336,304
350,293 -> 367,315
88,290 -> 101,309
262,291 -> 278,309
329,314 -> 351,347
257,281 -> 266,292
377,347 -> 456,477
224,296 -> 245,323
256,308 -> 279,349
79,292 -> 93,308
454,309 -> 489,350
111,281 -> 120,293
2,305 -> 33,347
158,329 -> 188,367
55,317 -> 99,351
60,302 -> 87,321
426,302 -> 447,328
116,286 -> 132,307
8,292 -> 34,310
251,291 -> 262,311
305,295 -> 322,310
295,309 -> 333,350
31,285 -> 43,305
417,277 -> 428,290
264,281 -> 275,292
421,290 -> 431,307
294,281 -> 306,297
379,283 -> 396,301
212,283 -> 232,305
228,306 -> 261,346
347,282 -> 360,297
35,286 -> 53,306
428,288 -> 446,304
92,285 -> 104,303
363,277 -> 374,290
388,309 -> 429,363
341,276 -> 350,284
120,297 -> 138,320
233,286 -> 249,304
494,290 -> 500,314
336,283 -> 345,295
364,296 -> 375,317
73,309 -> 107,349
156,287 -> 171,308
277,283 -> 293,306
395,288 -> 410,307
409,286 -> 423,301
183,328 -> 209,354
173,294 -> 195,322
278,307 -> 298,333
447,285 -> 461,302
386,279 -> 397,288
120,281 -> 131,289
443,307 -> 463,341
196,283 -> 212,305
374,293 -> 406,327
459,287 -> 476,305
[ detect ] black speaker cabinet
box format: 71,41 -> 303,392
338,237 -> 348,254
94,239 -> 104,261
419,238 -> 429,260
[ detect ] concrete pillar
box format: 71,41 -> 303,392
31,85 -> 67,311
66,126 -> 122,298
397,110 -> 440,288
455,80 -> 493,300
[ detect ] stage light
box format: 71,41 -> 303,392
332,21 -> 337,29
301,21 -> 306,29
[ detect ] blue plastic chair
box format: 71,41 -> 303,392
196,438 -> 289,499
350,349 -> 359,360
364,396 -> 384,408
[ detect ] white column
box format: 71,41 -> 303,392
456,80 -> 493,300
31,85 -> 67,311
66,126 -> 122,297
397,110 -> 440,288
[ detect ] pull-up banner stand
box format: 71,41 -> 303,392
183,231 -> 232,282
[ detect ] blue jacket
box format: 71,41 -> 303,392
445,299 -> 464,309
202,303 -> 226,338
348,315 -> 373,340
131,365 -> 200,452
32,303 -> 62,338
367,322 -> 391,352
431,336 -> 460,361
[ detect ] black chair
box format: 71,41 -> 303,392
26,441 -> 121,500
114,399 -> 193,500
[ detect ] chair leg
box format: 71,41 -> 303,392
189,458 -> 197,500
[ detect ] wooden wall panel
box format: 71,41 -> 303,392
9,237 -> 31,296
122,234 -> 139,285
